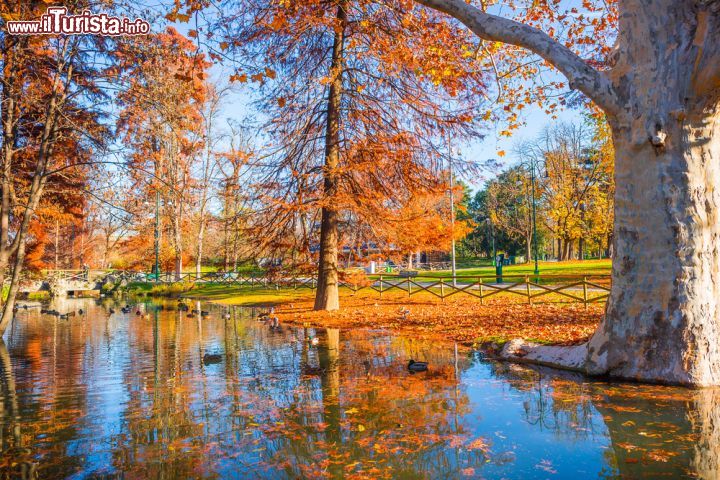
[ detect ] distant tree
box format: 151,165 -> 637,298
0,10 -> 112,334
116,28 -> 210,278
517,122 -> 612,261
176,0 -> 487,310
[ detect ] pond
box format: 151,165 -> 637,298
1,297 -> 717,479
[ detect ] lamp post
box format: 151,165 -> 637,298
529,159 -> 539,275
154,190 -> 160,282
147,191 -> 161,282
447,139 -> 457,287
487,217 -> 496,267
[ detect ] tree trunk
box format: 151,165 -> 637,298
489,0 -> 720,386
525,235 -> 531,264
196,219 -> 205,278
314,1 -> 347,312
172,215 -> 183,281
578,238 -> 585,261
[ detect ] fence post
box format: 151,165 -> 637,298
526,275 -> 532,305
583,276 -> 588,310
379,275 -> 383,299
478,277 -> 484,306
407,276 -> 411,297
440,279 -> 445,302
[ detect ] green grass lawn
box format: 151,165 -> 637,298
184,284 -> 315,306
398,259 -> 611,279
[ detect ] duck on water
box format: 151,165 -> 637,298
408,359 -> 428,372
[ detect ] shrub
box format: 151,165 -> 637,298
27,291 -> 50,301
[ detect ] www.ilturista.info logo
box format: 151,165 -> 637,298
5,7 -> 150,36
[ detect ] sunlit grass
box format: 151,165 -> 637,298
410,259 -> 611,278
186,284 -> 316,305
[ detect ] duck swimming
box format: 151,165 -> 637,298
202,353 -> 223,365
257,307 -> 275,321
407,359 -> 428,372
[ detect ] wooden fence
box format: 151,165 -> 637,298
370,273 -> 611,308
107,269 -> 611,308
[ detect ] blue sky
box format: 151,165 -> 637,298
168,14 -> 586,193
211,78 -> 583,191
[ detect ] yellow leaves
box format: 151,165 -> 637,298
277,97 -> 286,108
188,29 -> 198,39
497,150 -> 506,158
219,42 -> 229,51
264,67 -> 277,80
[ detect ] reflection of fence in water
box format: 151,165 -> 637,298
116,270 -> 611,307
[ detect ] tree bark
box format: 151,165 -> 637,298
420,0 -> 720,385
314,0 -> 347,312
524,235 -> 531,264
196,221 -> 205,278
578,238 -> 585,261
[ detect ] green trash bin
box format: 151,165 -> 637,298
495,255 -> 504,283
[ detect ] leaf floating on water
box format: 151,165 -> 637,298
467,437 -> 490,452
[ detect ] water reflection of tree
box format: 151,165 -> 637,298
110,303 -> 211,478
489,361 -> 603,440
0,339 -> 30,477
490,361 -> 720,479
1,299 -> 98,478
19,300 -> 719,479
247,329 -> 489,479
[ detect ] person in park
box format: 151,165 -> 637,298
416,0 -> 720,386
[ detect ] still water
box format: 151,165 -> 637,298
1,297 -> 718,479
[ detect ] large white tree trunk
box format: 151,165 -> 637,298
586,113 -> 720,385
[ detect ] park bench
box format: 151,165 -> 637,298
398,270 -> 418,278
